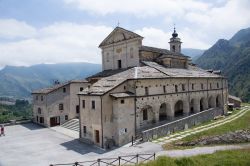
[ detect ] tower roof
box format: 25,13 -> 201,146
172,27 -> 178,38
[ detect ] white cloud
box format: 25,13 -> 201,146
0,19 -> 37,39
0,21 -> 113,68
64,0 -> 210,17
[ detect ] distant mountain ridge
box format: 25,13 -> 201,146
0,62 -> 101,99
182,48 -> 205,61
195,27 -> 250,102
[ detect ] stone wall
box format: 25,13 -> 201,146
141,108 -> 223,142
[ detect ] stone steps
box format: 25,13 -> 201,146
61,119 -> 79,132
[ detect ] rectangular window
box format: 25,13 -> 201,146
121,99 -> 125,104
83,126 -> 87,134
59,103 -> 64,110
39,117 -> 44,124
82,100 -> 85,108
175,85 -> 178,92
143,109 -> 148,121
163,86 -> 166,93
182,84 -> 185,91
41,96 -> 43,101
201,83 -> 204,90
80,87 -> 84,91
217,82 -> 219,88
65,115 -> 68,120
76,105 -> 79,113
145,87 -> 149,95
118,60 -> 122,69
192,84 -> 194,90
36,96 -> 38,100
92,100 -> 95,109
63,87 -> 66,93
210,83 -> 212,89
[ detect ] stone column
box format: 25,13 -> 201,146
167,103 -> 174,121
183,100 -> 190,116
194,99 -> 200,113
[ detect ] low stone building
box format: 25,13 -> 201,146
32,80 -> 89,127
228,95 -> 242,108
78,27 -> 228,148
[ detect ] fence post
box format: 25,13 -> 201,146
97,159 -> 101,166
118,156 -> 121,165
136,154 -> 139,164
154,153 -> 156,160
132,136 -> 134,146
74,162 -> 79,166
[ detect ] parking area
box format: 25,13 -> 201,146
0,123 -> 162,166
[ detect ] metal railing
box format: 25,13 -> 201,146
50,153 -> 156,166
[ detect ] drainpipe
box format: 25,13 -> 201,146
78,94 -> 81,139
100,96 -> 104,148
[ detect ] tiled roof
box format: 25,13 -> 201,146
32,79 -> 88,94
110,92 -> 135,98
140,45 -> 189,58
229,95 -> 242,102
142,61 -> 221,78
79,66 -> 168,95
79,61 -> 222,96
87,68 -> 128,79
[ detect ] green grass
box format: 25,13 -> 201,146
163,107 -> 250,150
139,148 -> 250,166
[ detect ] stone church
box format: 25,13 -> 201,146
78,27 -> 228,148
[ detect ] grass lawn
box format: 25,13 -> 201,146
163,106 -> 250,150
139,148 -> 250,166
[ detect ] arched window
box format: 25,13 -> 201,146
143,109 -> 148,121
172,45 -> 175,52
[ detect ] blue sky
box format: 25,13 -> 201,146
0,0 -> 250,68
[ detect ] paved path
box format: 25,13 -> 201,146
152,106 -> 249,145
157,143 -> 250,157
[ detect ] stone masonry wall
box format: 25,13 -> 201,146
141,108 -> 223,142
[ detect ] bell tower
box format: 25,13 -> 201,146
169,27 -> 182,53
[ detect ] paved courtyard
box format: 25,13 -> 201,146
0,123 -> 162,166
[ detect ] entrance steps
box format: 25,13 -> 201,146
50,119 -> 79,139
61,119 -> 79,132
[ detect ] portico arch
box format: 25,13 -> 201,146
159,103 -> 171,121
200,97 -> 206,111
174,100 -> 184,117
190,99 -> 194,114
139,105 -> 155,128
208,96 -> 216,108
216,94 -> 222,108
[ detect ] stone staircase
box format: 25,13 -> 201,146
61,119 -> 79,132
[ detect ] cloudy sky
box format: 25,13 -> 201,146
0,0 -> 250,69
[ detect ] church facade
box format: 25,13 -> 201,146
78,27 -> 228,148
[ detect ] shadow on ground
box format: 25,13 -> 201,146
61,139 -> 106,155
20,123 -> 44,130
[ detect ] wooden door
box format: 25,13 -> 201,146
95,130 -> 100,143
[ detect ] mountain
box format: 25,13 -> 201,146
182,48 -> 205,61
195,27 -> 250,102
0,62 -> 101,99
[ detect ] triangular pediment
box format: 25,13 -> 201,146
99,27 -> 143,47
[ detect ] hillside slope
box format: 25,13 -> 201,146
0,62 -> 101,98
196,27 -> 250,102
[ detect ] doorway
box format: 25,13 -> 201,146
50,116 -> 60,127
118,60 -> 122,69
95,130 -> 100,143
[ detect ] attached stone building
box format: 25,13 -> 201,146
78,27 -> 228,148
32,80 -> 89,127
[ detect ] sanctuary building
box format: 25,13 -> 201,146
78,27 -> 228,148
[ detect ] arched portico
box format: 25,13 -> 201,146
159,103 -> 171,121
174,100 -> 184,117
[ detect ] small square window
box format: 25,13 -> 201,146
80,87 -> 84,91
121,99 -> 125,104
201,83 -> 204,90
175,85 -> 178,92
182,84 -> 185,91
